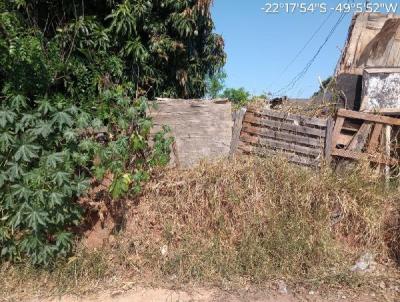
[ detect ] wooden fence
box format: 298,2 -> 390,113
235,108 -> 333,167
331,109 -> 399,165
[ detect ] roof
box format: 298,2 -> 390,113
336,13 -> 400,75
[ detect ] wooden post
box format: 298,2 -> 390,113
367,123 -> 383,153
347,122 -> 373,151
324,117 -> 334,165
229,107 -> 247,157
384,125 -> 392,183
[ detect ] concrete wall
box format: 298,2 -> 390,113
149,99 -> 233,168
361,67 -> 400,113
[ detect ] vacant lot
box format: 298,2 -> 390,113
2,156 -> 400,301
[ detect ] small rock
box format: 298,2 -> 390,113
350,252 -> 375,272
277,280 -> 288,295
160,245 -> 168,257
108,235 -> 116,245
341,295 -> 346,299
308,290 -> 315,295
379,281 -> 386,289
122,282 -> 134,291
111,290 -> 123,297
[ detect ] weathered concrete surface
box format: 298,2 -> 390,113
361,67 -> 400,113
149,99 -> 233,168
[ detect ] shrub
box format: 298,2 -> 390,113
0,0 -> 218,264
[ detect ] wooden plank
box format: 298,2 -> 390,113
229,108 -> 247,157
384,125 -> 392,182
240,133 -> 321,156
367,123 -> 383,153
362,108 -> 400,115
331,149 -> 398,165
324,117 -> 334,164
337,109 -> 400,126
243,113 -> 326,137
335,122 -> 372,172
342,120 -> 362,132
238,143 -> 320,167
336,133 -> 353,146
241,123 -> 323,147
332,117 -> 345,148
347,122 -> 372,151
246,108 -> 328,127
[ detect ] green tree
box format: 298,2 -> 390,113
2,0 -> 225,99
0,0 -> 223,264
205,70 -> 227,99
222,87 -> 251,107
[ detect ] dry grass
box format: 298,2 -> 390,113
125,156 -> 396,282
246,100 -> 338,121
0,250 -> 111,300
1,155 -> 400,299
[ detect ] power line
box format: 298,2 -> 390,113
273,12 -> 347,97
279,10 -> 334,77
268,10 -> 334,92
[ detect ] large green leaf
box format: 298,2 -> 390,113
31,120 -> 53,138
45,152 -> 64,169
6,163 -> 24,181
14,144 -> 40,162
0,110 -> 17,128
26,207 -> 49,232
20,113 -> 38,129
37,99 -> 54,116
0,131 -> 15,152
52,171 -> 70,186
11,183 -> 33,201
10,95 -> 27,112
51,111 -> 73,129
49,192 -> 64,207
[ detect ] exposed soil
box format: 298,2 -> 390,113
25,286 -> 392,302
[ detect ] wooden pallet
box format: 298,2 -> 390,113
236,108 -> 332,167
331,109 -> 399,165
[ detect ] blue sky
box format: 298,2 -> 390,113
211,0 -> 399,98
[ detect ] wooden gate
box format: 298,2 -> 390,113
236,107 -> 332,168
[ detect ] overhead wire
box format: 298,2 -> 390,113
272,0 -> 352,97
273,11 -> 347,96
267,10 -> 334,94
278,10 -> 334,77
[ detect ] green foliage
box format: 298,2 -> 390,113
205,70 -> 226,99
2,0 -> 225,99
222,87 -> 251,107
0,92 -> 89,265
1,0 -> 222,265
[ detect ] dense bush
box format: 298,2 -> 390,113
0,0 -> 225,265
